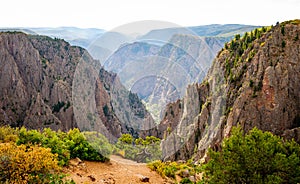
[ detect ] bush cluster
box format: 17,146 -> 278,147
148,160 -> 180,178
0,126 -> 19,143
147,126 -> 300,184
0,143 -> 64,183
115,134 -> 162,163
17,127 -> 111,165
148,159 -> 201,183
202,126 -> 300,184
0,126 -> 112,183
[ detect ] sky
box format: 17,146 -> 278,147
0,0 -> 299,30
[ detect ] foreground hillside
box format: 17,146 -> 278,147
157,20 -> 300,161
0,32 -> 153,138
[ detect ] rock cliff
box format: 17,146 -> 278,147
158,20 -> 300,161
104,36 -> 228,123
101,25 -> 258,123
0,32 -> 152,140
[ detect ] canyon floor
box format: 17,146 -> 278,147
64,155 -> 169,184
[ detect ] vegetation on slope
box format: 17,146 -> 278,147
0,125 -> 162,183
149,20 -> 300,183
223,25 -> 272,83
219,19 -> 300,117
148,126 -> 300,183
0,126 -> 111,183
16,127 -> 111,165
148,160 -> 200,180
0,143 -> 64,183
114,133 -> 162,163
202,126 -> 300,184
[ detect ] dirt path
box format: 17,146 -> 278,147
64,155 -> 169,184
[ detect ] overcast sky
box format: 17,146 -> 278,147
0,0 -> 299,30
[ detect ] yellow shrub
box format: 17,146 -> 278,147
0,126 -> 18,143
0,143 -> 61,183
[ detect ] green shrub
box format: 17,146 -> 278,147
148,159 -> 200,180
294,33 -> 299,41
163,162 -> 179,178
52,101 -> 65,113
83,131 -> 113,159
281,25 -> 285,35
17,127 -> 110,165
180,178 -> 194,184
0,125 -> 110,183
17,127 -> 70,166
42,128 -> 70,166
115,134 -> 161,162
102,105 -> 109,116
249,79 -> 254,87
202,126 -> 300,184
17,127 -> 43,145
282,40 -> 286,48
65,128 -> 109,162
118,133 -> 133,144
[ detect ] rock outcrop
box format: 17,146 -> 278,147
99,67 -> 155,138
101,25 -> 258,124
158,20 -> 300,161
104,36 -> 227,123
0,32 -> 152,139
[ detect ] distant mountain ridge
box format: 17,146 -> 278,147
0,27 -> 105,48
0,24 -> 260,57
139,24 -> 260,43
0,24 -> 261,123
102,24 -> 259,122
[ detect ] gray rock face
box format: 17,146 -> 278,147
104,36 -> 227,123
99,68 -> 155,138
0,33 -> 73,130
159,20 -> 300,161
0,32 -> 151,139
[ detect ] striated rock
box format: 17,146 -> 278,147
103,35 -> 229,123
0,32 -> 152,139
103,25 -> 257,123
0,33 -> 76,129
159,20 -> 300,161
99,68 -> 155,138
